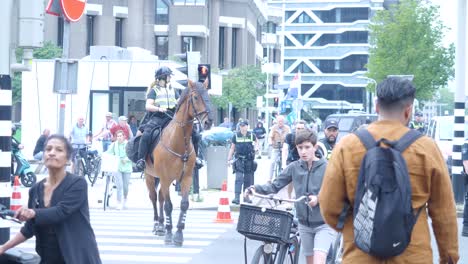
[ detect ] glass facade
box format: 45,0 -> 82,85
155,0 -> 169,25
155,36 -> 168,60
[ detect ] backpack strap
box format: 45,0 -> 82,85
393,130 -> 423,152
336,201 -> 350,229
354,129 -> 377,150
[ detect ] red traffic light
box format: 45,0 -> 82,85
197,64 -> 211,89
273,97 -> 279,107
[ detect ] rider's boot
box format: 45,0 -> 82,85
136,131 -> 152,170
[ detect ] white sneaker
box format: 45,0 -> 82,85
123,199 -> 128,209
116,202 -> 122,210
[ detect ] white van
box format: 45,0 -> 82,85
426,116 -> 468,161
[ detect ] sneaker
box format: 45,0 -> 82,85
116,202 -> 122,210
123,199 -> 128,209
136,159 -> 146,171
462,225 -> 468,237
231,198 -> 240,205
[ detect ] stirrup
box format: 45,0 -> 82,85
136,159 -> 146,170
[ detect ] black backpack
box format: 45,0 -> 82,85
352,129 -> 424,258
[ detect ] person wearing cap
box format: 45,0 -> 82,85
227,120 -> 259,204
135,66 -> 177,170
409,110 -> 426,133
93,112 -> 117,152
110,116 -> 133,141
316,119 -> 339,160
268,115 -> 291,181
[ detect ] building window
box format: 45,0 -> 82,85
293,12 -> 314,23
232,28 -> 238,68
155,36 -> 169,60
263,22 -> 276,34
292,34 -> 314,45
115,18 -> 124,47
292,62 -> 313,73
314,9 -> 336,23
340,8 -> 369,22
284,59 -> 295,72
182,36 -> 193,53
155,0 -> 169,25
284,36 -> 295,47
285,11 -> 295,21
86,15 -> 95,55
57,17 -> 64,47
219,27 -> 225,69
174,0 -> 206,5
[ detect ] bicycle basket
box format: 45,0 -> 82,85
237,204 -> 293,243
100,153 -> 119,173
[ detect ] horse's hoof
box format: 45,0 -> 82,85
173,230 -> 183,247
164,232 -> 173,245
156,227 -> 165,236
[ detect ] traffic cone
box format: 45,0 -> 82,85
214,180 -> 234,223
11,176 -> 22,211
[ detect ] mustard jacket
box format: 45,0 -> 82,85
319,120 -> 459,264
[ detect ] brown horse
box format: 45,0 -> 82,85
144,79 -> 213,246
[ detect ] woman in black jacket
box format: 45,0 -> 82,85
0,134 -> 101,264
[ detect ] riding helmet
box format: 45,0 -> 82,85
155,66 -> 173,80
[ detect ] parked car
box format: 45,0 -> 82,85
320,111 -> 378,141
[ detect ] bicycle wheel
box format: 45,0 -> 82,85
88,157 -> 101,186
75,159 -> 86,177
251,245 -> 274,264
103,173 -> 112,211
288,236 -> 300,264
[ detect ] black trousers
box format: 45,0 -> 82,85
234,159 -> 255,196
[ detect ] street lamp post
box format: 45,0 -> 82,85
357,76 -> 377,113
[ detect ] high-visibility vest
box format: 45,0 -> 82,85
153,85 -> 177,109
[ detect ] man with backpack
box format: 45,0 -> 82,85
319,77 -> 459,263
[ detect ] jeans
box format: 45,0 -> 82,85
269,148 -> 281,181
114,171 -> 131,202
102,139 -> 111,152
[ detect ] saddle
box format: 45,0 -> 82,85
126,127 -> 162,164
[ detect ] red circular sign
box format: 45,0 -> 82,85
61,0 -> 86,22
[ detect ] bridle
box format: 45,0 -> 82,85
161,86 -> 211,181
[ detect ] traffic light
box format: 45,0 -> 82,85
273,97 -> 279,107
173,51 -> 200,88
197,64 -> 211,89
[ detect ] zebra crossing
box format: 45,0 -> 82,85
11,208 -> 236,263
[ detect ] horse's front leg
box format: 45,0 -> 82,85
164,195 -> 173,244
173,192 -> 189,247
156,188 -> 165,236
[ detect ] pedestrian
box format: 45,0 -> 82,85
249,128 -> 334,264
128,115 -> 139,138
253,121 -> 266,158
69,116 -> 90,172
268,115 -> 290,182
33,128 -> 50,160
315,119 -> 339,160
110,116 -> 133,141
409,110 -> 427,133
219,117 -> 233,129
106,130 -> 132,210
235,118 -> 244,131
282,120 -> 307,200
93,112 -> 117,152
0,134 -> 102,264
319,77 -> 459,263
227,120 -> 258,204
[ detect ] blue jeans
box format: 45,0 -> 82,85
102,139 -> 111,152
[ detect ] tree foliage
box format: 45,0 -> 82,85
210,65 -> 266,109
12,41 -> 62,103
436,87 -> 454,115
367,0 -> 454,101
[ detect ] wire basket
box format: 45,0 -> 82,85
237,204 -> 293,244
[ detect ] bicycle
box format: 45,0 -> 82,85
0,204 -> 41,263
100,153 -> 118,211
72,143 -> 101,186
272,142 -> 283,180
237,188 -> 309,264
327,232 -> 343,264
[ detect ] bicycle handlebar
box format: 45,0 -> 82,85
246,188 -> 308,204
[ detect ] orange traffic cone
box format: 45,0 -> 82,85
214,180 -> 234,223
11,176 -> 22,211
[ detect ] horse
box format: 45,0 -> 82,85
144,79 -> 213,247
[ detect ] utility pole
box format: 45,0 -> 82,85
0,0 -> 14,244
454,0 -> 467,237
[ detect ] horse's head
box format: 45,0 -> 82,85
186,79 -> 213,130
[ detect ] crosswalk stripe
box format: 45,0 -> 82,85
10,208 -> 234,263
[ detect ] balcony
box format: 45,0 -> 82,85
262,33 -> 280,47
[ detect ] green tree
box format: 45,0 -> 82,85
367,0 -> 454,100
12,41 -> 62,103
211,65 -> 266,109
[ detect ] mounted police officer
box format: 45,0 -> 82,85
227,120 -> 258,205
135,66 -> 177,170
316,119 -> 339,160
